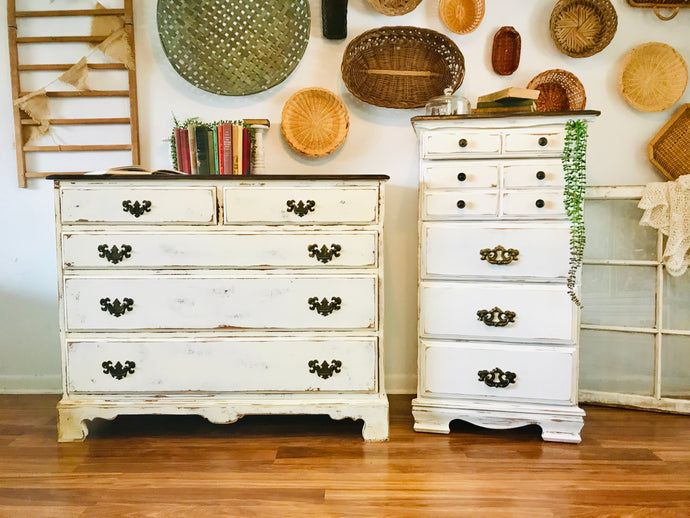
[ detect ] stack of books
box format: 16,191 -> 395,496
472,87 -> 540,114
172,120 -> 257,175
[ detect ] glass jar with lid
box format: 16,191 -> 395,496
425,87 -> 471,116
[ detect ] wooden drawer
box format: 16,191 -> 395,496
502,190 -> 566,217
422,191 -> 498,219
419,340 -> 575,403
423,162 -> 499,190
64,274 -> 378,331
423,130 -> 502,158
419,281 -> 575,343
67,337 -> 377,393
60,185 -> 216,224
61,231 -> 378,269
421,222 -> 570,280
503,160 -> 564,188
503,127 -> 566,154
223,186 -> 379,224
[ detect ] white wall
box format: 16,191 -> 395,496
1,0 -> 688,393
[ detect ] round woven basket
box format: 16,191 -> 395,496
439,0 -> 485,35
619,42 -> 688,113
550,0 -> 617,58
156,0 -> 310,96
527,69 -> 587,112
367,0 -> 423,16
281,88 -> 349,157
341,26 -> 465,109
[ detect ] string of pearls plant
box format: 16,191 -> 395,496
563,119 -> 588,307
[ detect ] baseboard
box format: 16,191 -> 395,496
0,375 -> 61,394
384,373 -> 416,395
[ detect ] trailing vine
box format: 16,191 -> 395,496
562,119 -> 588,307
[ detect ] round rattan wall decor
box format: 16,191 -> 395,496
619,42 -> 687,113
156,0 -> 310,96
281,88 -> 349,157
527,69 -> 587,112
367,0 -> 423,15
439,0 -> 485,35
549,0 -> 617,58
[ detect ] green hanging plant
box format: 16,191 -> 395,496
562,119 -> 588,307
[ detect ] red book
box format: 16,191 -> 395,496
217,125 -> 224,175
178,128 -> 191,174
242,127 -> 251,175
221,123 -> 233,175
174,127 -> 183,171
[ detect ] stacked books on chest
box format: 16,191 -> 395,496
172,119 -> 254,175
472,87 -> 540,114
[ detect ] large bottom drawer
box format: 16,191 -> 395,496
419,340 -> 576,403
67,337 -> 377,393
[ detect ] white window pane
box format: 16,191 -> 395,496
663,271 -> 690,331
584,200 -> 657,261
661,335 -> 690,399
580,330 -> 654,396
581,265 -> 656,328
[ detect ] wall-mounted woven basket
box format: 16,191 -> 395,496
549,0 -> 617,58
341,26 -> 465,109
527,69 -> 586,112
627,0 -> 689,21
619,42 -> 687,113
367,0 -> 423,16
492,26 -> 521,76
439,0 -> 485,34
281,87 -> 349,157
648,104 -> 690,180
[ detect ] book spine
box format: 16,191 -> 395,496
194,126 -> 210,176
187,124 -> 198,175
179,128 -> 191,174
242,127 -> 251,175
212,125 -> 219,175
232,124 -> 241,175
217,125 -> 224,175
222,123 -> 233,175
174,127 -> 183,171
207,127 -> 216,175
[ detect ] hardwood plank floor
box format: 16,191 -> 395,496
0,395 -> 689,517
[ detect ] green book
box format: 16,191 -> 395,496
476,98 -> 536,108
212,125 -> 219,175
194,126 -> 211,175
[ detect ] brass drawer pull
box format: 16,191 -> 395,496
478,367 -> 516,388
308,296 -> 342,316
480,245 -> 519,265
97,244 -> 132,264
122,200 -> 151,217
100,297 -> 134,317
308,243 -> 342,263
308,359 -> 342,379
102,360 -> 136,380
477,306 -> 516,327
286,199 -> 315,217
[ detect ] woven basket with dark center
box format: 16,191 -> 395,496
341,26 -> 465,109
157,0 -> 310,96
648,104 -> 690,180
550,0 -> 617,58
527,69 -> 587,112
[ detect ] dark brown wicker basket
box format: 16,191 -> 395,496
550,0 -> 617,58
341,26 -> 465,109
527,69 -> 587,112
492,26 -> 521,76
648,104 -> 690,180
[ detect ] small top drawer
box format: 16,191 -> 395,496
424,131 -> 502,158
60,186 -> 216,224
503,127 -> 565,154
423,162 -> 499,190
223,186 -> 380,224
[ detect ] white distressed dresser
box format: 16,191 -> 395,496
50,174 -> 389,441
411,112 -> 598,443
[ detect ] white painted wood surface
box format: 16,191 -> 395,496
53,177 -> 389,441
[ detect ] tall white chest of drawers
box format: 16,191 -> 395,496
51,174 -> 389,441
411,112 -> 598,443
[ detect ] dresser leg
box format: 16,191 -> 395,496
361,407 -> 390,441
57,407 -> 89,442
539,417 -> 584,444
411,403 -> 451,434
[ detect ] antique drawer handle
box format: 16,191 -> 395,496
308,296 -> 342,316
536,170 -> 546,180
535,199 -> 545,208
100,297 -> 134,317
478,367 -> 516,388
308,359 -> 342,379
97,244 -> 132,264
122,200 -> 151,217
458,138 -> 468,148
477,306 -> 516,327
102,360 -> 136,380
480,245 -> 519,265
457,172 -> 466,182
308,243 -> 342,264
538,137 -> 548,147
286,199 -> 316,217
456,200 -> 466,209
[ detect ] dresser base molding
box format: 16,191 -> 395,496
411,398 -> 585,443
57,396 -> 390,442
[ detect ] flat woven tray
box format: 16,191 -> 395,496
549,0 -> 617,58
648,104 -> 690,180
157,0 -> 310,96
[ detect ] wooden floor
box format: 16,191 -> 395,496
1,395 -> 689,517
